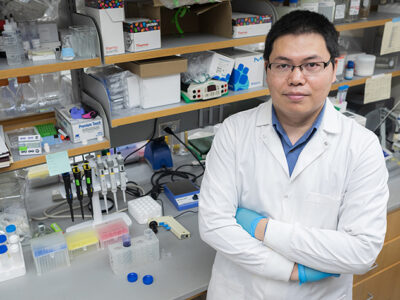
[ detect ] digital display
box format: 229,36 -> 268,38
207,85 -> 217,92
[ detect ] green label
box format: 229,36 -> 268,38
86,178 -> 91,184
19,146 -> 28,151
75,179 -> 80,186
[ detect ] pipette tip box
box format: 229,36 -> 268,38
95,218 -> 129,249
65,229 -> 99,258
30,232 -> 70,275
127,196 -> 162,224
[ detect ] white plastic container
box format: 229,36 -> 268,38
355,54 -> 376,76
128,196 -> 162,224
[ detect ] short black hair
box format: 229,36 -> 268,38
263,10 -> 339,63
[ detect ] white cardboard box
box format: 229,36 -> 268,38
140,74 -> 181,109
85,7 -> 124,56
232,13 -> 272,39
123,18 -> 161,52
217,48 -> 264,91
55,105 -> 104,143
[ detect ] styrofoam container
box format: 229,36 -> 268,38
355,54 -> 376,76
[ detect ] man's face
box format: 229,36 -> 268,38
266,33 -> 337,122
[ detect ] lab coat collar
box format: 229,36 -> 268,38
255,98 -> 341,135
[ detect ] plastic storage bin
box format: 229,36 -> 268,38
30,232 -> 70,275
95,218 -> 129,249
65,229 -> 99,258
108,229 -> 159,275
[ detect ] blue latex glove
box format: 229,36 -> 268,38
235,207 -> 267,237
298,264 -> 340,285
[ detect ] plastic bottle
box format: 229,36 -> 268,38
334,0 -> 348,24
289,0 -> 300,7
5,224 -> 19,243
344,60 -> 355,80
359,0 -> 371,19
336,85 -> 349,103
16,76 -> 38,113
8,243 -> 22,265
8,15 -> 26,63
0,244 -> 10,269
0,78 -> 16,116
2,19 -> 22,65
345,0 -> 360,22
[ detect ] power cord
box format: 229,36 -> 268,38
174,210 -> 197,219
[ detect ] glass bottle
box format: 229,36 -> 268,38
0,78 -> 16,117
345,0 -> 360,22
359,0 -> 371,19
16,76 -> 38,113
334,0 -> 348,24
289,0 -> 300,7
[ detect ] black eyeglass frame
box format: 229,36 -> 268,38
266,58 -> 335,73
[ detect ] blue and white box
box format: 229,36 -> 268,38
55,105 -> 104,144
217,48 -> 264,91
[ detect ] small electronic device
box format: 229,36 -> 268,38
163,179 -> 200,211
181,79 -> 228,103
144,138 -> 173,171
148,216 -> 190,239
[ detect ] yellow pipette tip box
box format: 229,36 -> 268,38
65,229 -> 99,258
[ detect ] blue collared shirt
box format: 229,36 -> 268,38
272,103 -> 326,176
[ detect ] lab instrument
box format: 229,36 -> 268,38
127,196 -> 162,224
181,79 -> 228,103
298,264 -> 340,285
163,179 -> 200,211
148,216 -> 191,239
82,161 -> 94,217
62,172 -> 74,222
72,164 -> 85,219
235,207 -> 267,237
116,152 -> 127,204
106,153 -> 118,211
144,137 -> 173,171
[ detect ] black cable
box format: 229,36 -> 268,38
87,197 -> 114,214
124,118 -> 158,163
174,210 -> 198,219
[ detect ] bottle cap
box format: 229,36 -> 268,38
338,85 -> 349,91
127,272 -> 138,282
0,245 -> 8,254
17,76 -> 30,84
0,79 -> 9,86
9,234 -> 19,244
0,234 -> 7,244
6,224 -> 16,234
142,275 -> 154,285
9,244 -> 19,253
347,60 -> 354,68
289,0 -> 298,3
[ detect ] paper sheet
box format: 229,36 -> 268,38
364,73 -> 392,104
380,19 -> 400,55
46,151 -> 71,176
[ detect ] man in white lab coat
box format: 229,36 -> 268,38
199,10 -> 389,300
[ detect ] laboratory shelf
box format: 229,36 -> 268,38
104,34 -> 267,64
335,12 -> 399,32
0,56 -> 101,80
0,138 -> 110,174
110,86 -> 269,127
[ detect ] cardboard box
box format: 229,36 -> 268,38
232,13 -> 272,39
123,18 -> 161,52
125,0 -> 232,38
118,56 -> 187,109
85,7 -> 124,56
216,48 -> 264,91
55,105 -> 104,143
85,0 -> 124,9
182,51 -> 235,83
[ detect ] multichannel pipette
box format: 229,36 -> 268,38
72,164 -> 85,219
117,152 -> 127,204
107,153 -> 118,212
62,172 -> 74,222
82,161 -> 93,217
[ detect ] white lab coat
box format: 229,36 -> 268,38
199,99 -> 389,300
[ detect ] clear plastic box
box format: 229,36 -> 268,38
65,229 -> 99,259
108,229 -> 159,275
30,232 -> 70,275
95,219 -> 129,249
128,196 -> 162,224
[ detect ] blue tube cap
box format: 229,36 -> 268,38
0,245 -> 7,254
0,234 -> 7,244
143,275 -> 154,285
6,224 -> 16,234
127,272 -> 138,282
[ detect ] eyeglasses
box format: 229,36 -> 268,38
267,59 -> 333,76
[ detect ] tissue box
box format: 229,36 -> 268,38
85,7 -> 124,55
232,13 -> 272,38
118,56 -> 187,109
123,18 -> 161,52
85,0 -> 124,9
55,105 -> 104,143
217,48 -> 264,91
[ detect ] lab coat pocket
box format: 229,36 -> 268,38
301,192 -> 341,229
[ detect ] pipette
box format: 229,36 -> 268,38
117,152 -> 127,204
106,153 -> 118,212
96,154 -> 109,213
72,164 -> 85,219
82,161 -> 94,217
62,172 -> 74,222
